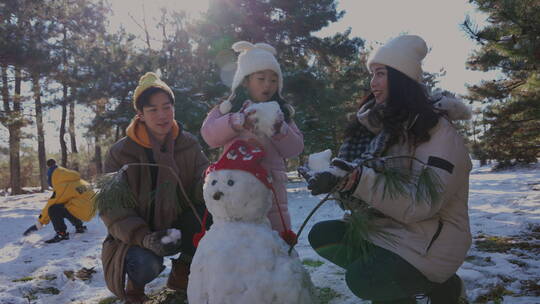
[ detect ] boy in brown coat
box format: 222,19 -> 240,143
99,72 -> 209,303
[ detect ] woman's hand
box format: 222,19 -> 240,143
307,171 -> 341,195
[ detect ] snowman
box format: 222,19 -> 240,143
187,140 -> 316,304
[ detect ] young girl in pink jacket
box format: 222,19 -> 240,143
201,41 -> 304,243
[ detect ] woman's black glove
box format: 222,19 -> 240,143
297,166 -> 312,181
330,158 -> 356,172
307,171 -> 340,195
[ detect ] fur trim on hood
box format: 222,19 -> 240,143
431,94 -> 472,121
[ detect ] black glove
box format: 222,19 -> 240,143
331,158 -> 356,172
23,224 -> 38,236
297,166 -> 312,181
307,171 -> 340,195
142,230 -> 182,257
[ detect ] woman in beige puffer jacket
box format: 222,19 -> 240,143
305,35 -> 472,304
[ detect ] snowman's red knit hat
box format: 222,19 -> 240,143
204,139 -> 298,247
206,140 -> 272,189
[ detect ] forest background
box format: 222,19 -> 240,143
1,0 -> 538,195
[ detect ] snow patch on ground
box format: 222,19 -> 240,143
0,161 -> 538,303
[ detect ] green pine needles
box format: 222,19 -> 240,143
414,165 -> 443,205
291,155 -> 444,260
342,156 -> 444,259
93,166 -> 137,214
339,210 -> 384,263
93,163 -> 203,226
372,156 -> 444,205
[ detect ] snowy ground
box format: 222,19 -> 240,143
0,162 -> 539,304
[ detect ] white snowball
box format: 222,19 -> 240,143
161,228 -> 181,244
161,236 -> 172,244
308,149 -> 332,172
245,101 -> 282,137
168,228 -> 182,242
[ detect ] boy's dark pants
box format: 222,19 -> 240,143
48,204 -> 83,233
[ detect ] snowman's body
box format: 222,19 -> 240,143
187,169 -> 316,304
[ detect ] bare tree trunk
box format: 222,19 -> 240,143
1,64 -> 10,122
69,88 -> 78,170
60,25 -> 68,167
115,124 -> 120,142
60,84 -> 68,167
9,67 -> 23,195
1,64 -> 17,194
69,93 -> 77,153
32,73 -> 47,192
94,134 -> 102,175
93,98 -> 107,175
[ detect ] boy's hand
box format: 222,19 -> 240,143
142,230 -> 182,257
23,221 -> 43,236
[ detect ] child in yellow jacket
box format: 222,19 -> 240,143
23,159 -> 95,243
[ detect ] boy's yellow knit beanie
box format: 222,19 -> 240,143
133,72 -> 175,110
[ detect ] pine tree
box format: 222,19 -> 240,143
0,0 -> 52,194
46,0 -> 111,168
463,0 -> 540,166
73,28 -> 147,174
190,0 -> 369,158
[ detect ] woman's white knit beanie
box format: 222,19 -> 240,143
367,35 -> 428,83
230,41 -> 283,96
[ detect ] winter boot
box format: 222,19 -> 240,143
166,258 -> 190,291
428,274 -> 467,304
45,231 -> 69,244
75,225 -> 87,233
125,279 -> 149,304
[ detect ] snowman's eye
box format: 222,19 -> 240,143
227,180 -> 234,186
211,180 -> 217,186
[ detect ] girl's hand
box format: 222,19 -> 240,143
229,112 -> 245,131
244,109 -> 258,132
272,111 -> 285,136
239,100 -> 254,113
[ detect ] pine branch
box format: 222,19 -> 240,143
415,166 -> 443,206
341,211 -> 374,262
338,196 -> 397,262
93,170 -> 136,214
288,192 -> 333,255
93,163 -> 203,226
292,155 -> 444,260
369,155 -> 444,205
375,166 -> 412,201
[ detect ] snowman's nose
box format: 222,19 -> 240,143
213,191 -> 224,200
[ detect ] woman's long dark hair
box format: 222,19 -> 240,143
345,66 -> 440,146
228,80 -> 292,123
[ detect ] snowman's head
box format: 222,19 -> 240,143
204,169 -> 272,222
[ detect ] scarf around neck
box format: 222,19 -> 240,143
126,116 -> 180,148
338,101 -> 391,165
127,116 -> 183,230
